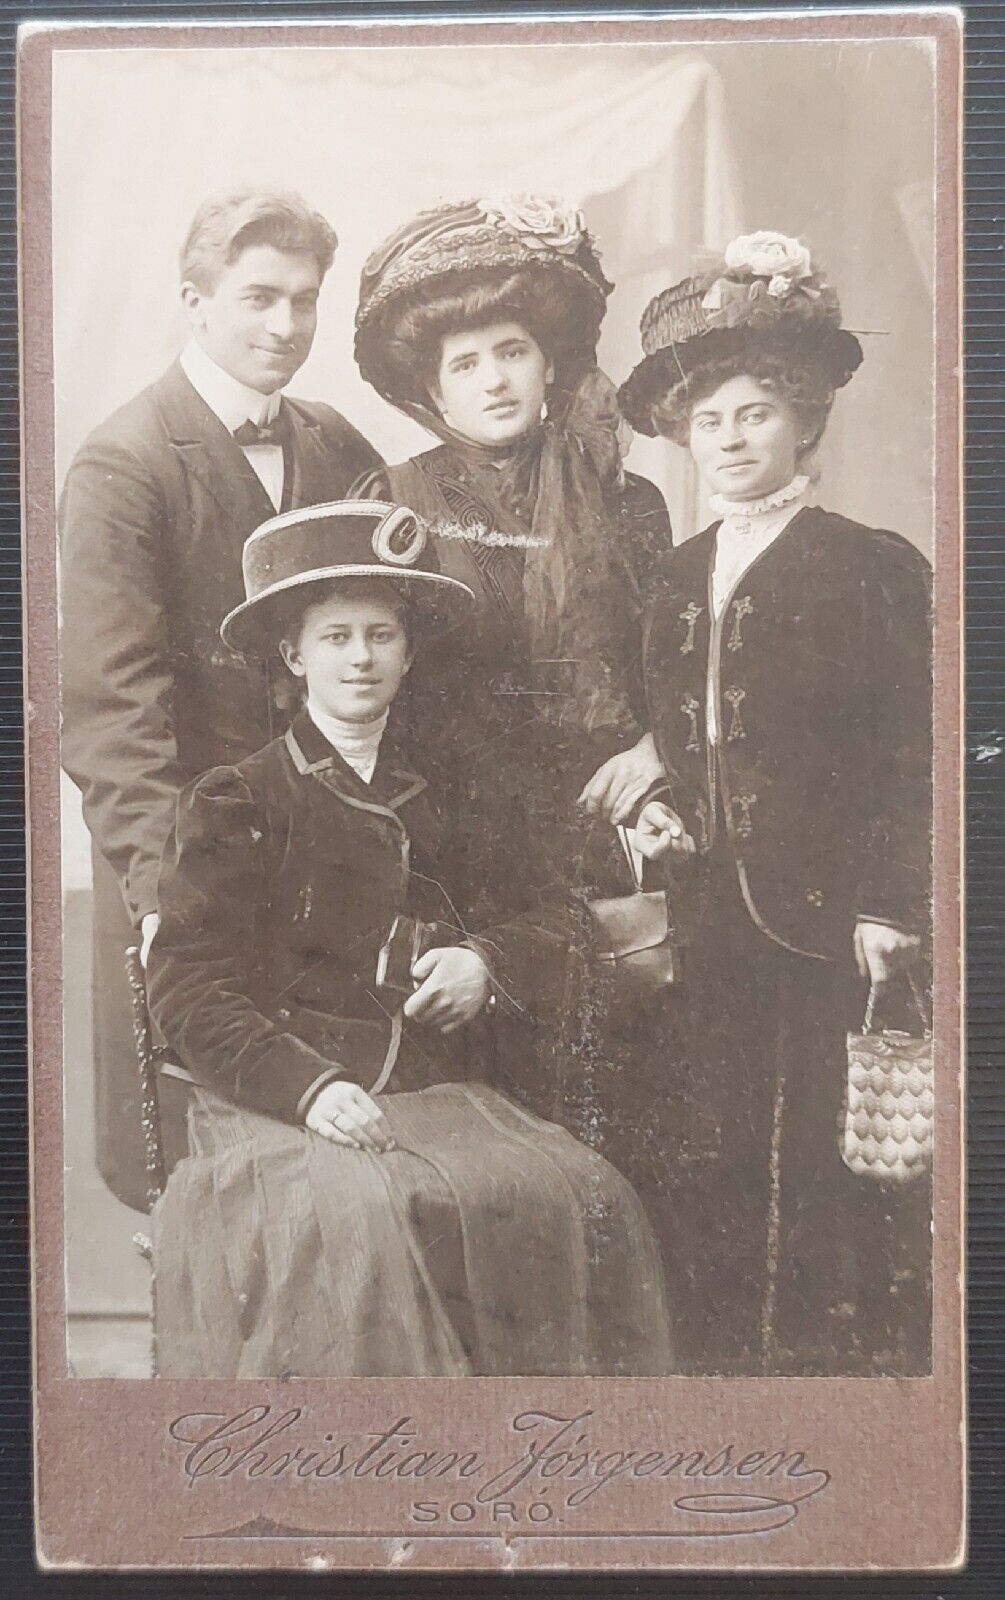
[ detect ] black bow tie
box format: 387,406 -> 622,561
232,409 -> 290,448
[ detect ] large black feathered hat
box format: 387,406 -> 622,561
354,195 -> 613,412
618,231 -> 864,437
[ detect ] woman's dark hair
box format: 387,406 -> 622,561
650,350 -> 836,456
271,577 -> 417,655
376,266 -> 599,410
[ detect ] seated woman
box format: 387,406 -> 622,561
145,499 -> 672,1379
617,233 -> 933,1376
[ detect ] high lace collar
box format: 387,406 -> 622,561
709,474 -> 811,522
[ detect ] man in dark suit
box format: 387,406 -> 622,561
60,189 -> 381,1205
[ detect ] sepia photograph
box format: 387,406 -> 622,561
22,8 -> 963,1574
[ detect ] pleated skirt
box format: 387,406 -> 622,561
152,1080 -> 673,1377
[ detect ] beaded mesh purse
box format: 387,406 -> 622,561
841,975 -> 933,1184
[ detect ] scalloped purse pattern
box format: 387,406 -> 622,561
841,980 -> 933,1184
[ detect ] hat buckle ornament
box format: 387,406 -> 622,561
370,504 -> 427,566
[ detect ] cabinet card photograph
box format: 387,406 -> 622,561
22,7 -> 964,1574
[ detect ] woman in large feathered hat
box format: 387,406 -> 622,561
617,232 -> 933,1378
353,193 -> 673,831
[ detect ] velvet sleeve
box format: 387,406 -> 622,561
145,767 -> 342,1121
448,772 -> 600,1025
619,470 -> 674,609
601,471 -> 674,731
853,534 -> 933,935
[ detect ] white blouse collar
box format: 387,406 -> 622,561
709,473 -> 811,524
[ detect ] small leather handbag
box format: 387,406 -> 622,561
840,973 -> 933,1184
588,827 -> 680,997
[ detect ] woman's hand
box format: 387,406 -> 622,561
576,732 -> 666,825
853,921 -> 922,989
634,801 -> 696,862
404,946 -> 491,1034
305,1079 -> 395,1152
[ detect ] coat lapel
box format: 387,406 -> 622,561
156,360 -> 276,534
284,712 -> 429,818
285,401 -> 339,509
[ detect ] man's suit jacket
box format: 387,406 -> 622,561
60,359 -> 381,925
59,360 -> 380,1207
644,507 -> 932,960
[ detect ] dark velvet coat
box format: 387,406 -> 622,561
146,710 -> 579,1120
644,507 -> 933,956
626,506 -> 933,1374
145,715 -> 674,1379
59,360 -> 380,1203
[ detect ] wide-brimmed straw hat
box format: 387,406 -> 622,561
220,500 -> 475,656
354,194 -> 613,411
618,231 -> 864,436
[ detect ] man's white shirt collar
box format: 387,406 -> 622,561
180,341 -> 282,433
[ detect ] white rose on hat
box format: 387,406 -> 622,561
724,231 -> 813,289
481,193 -> 585,256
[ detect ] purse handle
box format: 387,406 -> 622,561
863,971 -> 932,1038
371,1008 -> 403,1096
616,824 -> 644,892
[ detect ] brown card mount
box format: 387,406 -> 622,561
21,6 -> 964,1574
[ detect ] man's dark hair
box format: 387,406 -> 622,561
180,190 -> 337,292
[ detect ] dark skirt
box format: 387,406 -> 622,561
152,1079 -> 673,1378
615,846 -> 933,1378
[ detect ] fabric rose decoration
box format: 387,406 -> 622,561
702,231 -> 830,330
723,231 -> 813,287
480,193 -> 586,257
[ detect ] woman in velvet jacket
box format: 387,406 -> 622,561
617,232 -> 933,1378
